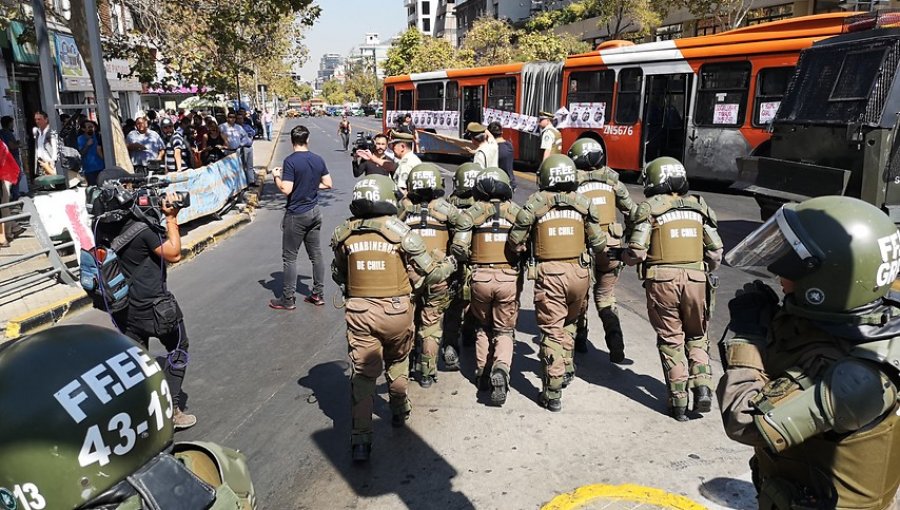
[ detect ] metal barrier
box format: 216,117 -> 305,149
0,197 -> 79,300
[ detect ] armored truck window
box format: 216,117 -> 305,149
386,86 -> 396,111
397,90 -> 414,110
694,62 -> 751,127
568,70 -> 615,118
830,48 -> 887,102
416,82 -> 445,111
487,77 -> 517,111
753,66 -> 794,126
616,68 -> 642,125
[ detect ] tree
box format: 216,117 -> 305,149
461,17 -> 516,67
321,79 -> 352,105
384,28 -> 424,76
344,61 -> 382,105
384,28 -> 473,76
679,0 -> 757,31
515,32 -> 591,61
595,0 -> 667,40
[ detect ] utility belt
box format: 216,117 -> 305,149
526,255 -> 587,280
639,261 -> 706,281
472,262 -> 516,270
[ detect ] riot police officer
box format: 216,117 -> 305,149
508,154 -> 607,412
624,157 -> 723,421
397,163 -> 466,388
0,325 -> 256,510
568,138 -> 637,362
443,162 -> 483,362
331,175 -> 456,462
721,196 -> 900,509
451,167 -> 522,406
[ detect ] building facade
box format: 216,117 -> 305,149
347,33 -> 393,80
407,0 -> 437,36
434,0 -> 459,46
315,53 -> 345,90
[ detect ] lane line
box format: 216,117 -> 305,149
541,483 -> 708,510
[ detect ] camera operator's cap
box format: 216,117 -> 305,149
160,118 -> 174,128
466,122 -> 486,134
388,132 -> 415,145
538,111 -> 555,120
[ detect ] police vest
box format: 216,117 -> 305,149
577,178 -> 617,226
344,230 -> 411,298
542,126 -> 562,155
534,205 -> 585,261
470,201 -> 519,267
754,313 -> 900,510
403,203 -> 450,255
646,195 -> 705,268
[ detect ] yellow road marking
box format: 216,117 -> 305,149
542,483 -> 708,510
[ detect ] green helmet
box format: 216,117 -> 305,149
726,196 -> 900,312
538,154 -> 578,192
473,167 -> 513,201
350,174 -> 401,218
0,325 -> 174,510
453,162 -> 482,198
567,138 -> 604,170
641,156 -> 689,197
406,163 -> 445,202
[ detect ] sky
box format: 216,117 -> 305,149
298,0 -> 407,82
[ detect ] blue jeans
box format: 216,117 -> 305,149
281,207 -> 325,300
242,146 -> 255,185
265,122 -> 273,141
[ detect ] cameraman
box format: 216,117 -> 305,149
106,187 -> 196,430
353,133 -> 396,178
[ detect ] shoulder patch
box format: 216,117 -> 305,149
382,217 -> 411,243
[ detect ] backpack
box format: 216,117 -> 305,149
80,222 -> 149,313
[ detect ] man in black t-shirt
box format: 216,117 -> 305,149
108,192 -> 196,430
353,133 -> 397,178
488,121 -> 516,190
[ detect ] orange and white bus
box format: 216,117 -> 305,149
382,12 -> 857,181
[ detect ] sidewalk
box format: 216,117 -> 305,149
1,116 -> 286,341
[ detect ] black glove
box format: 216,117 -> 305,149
727,280 -> 780,338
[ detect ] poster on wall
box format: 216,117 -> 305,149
713,103 -> 740,125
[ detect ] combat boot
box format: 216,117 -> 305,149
693,386 -> 712,413
442,344 -> 460,371
392,410 -> 410,428
474,368 -> 490,391
352,443 -> 372,463
574,318 -> 589,353
490,366 -> 510,406
599,307 -> 625,363
539,394 -> 562,412
671,406 -> 689,422
418,374 -> 436,389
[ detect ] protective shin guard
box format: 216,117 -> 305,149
598,306 -> 624,355
350,373 -> 377,443
386,357 -> 412,416
540,339 -> 565,400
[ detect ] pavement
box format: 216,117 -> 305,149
1,116 -> 286,340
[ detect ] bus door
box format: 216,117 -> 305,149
641,73 -> 691,164
461,86 -> 484,135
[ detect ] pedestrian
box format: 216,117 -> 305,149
451,167 -> 522,406
126,115 -> 165,172
219,111 -> 253,186
269,125 -> 333,310
337,115 -> 351,151
488,121 -> 515,190
507,154 -> 607,412
720,196 -> 900,509
468,122 -> 498,169
76,120 -> 104,185
331,175 -> 456,462
158,118 -> 185,173
353,133 -> 396,178
537,111 -> 562,162
398,113 -> 419,152
263,109 -> 273,141
236,110 -> 257,186
622,157 -> 723,421
387,132 -> 420,194
1,116 -> 27,199
397,163 -> 466,388
569,138 -> 636,362
0,137 -> 20,247
201,118 -> 228,165
33,110 -> 58,176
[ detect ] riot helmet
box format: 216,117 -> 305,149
538,154 -> 578,192
406,163 -> 445,203
473,167 -> 513,201
350,175 -> 402,218
453,162 -> 482,198
641,157 -> 689,197
567,138 -> 604,170
726,196 -> 900,312
0,325 -> 183,510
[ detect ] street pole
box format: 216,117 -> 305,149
31,0 -> 59,133
83,0 -> 117,168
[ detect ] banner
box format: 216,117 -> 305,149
482,108 -> 539,134
558,103 -> 605,129
386,110 -> 459,131
164,153 -> 247,225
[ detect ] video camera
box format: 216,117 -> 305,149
353,131 -> 375,152
87,174 -> 190,222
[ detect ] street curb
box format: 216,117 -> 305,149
3,211 -> 253,342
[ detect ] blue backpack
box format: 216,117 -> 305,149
80,222 -> 149,313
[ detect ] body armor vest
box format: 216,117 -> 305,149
471,202 -> 518,266
534,206 -> 585,261
646,196 -> 704,267
345,231 -> 411,298
754,314 -> 900,509
577,180 -> 617,226
404,204 -> 450,255
543,126 -> 562,155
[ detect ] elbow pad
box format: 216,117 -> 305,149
451,231 -> 472,262
703,224 -> 724,251
628,221 -> 651,249
586,222 -> 607,253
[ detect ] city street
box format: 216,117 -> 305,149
67,116 -> 767,510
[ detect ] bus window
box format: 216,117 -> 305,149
416,82 -> 444,110
447,81 -> 459,112
386,86 -> 396,112
398,90 -> 414,110
615,68 -> 642,125
695,62 -> 751,127
567,70 -> 614,114
753,66 -> 794,126
488,77 -> 517,112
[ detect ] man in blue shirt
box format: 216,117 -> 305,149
237,110 -> 256,186
126,116 -> 165,170
269,125 -> 333,310
219,111 -> 253,186
77,120 -> 104,185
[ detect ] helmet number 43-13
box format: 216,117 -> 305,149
0,483 -> 46,510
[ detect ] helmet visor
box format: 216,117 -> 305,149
725,205 -> 820,278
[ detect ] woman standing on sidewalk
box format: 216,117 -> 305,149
337,115 -> 351,151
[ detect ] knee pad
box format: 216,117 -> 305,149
350,373 -> 377,405
386,357 -> 410,384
